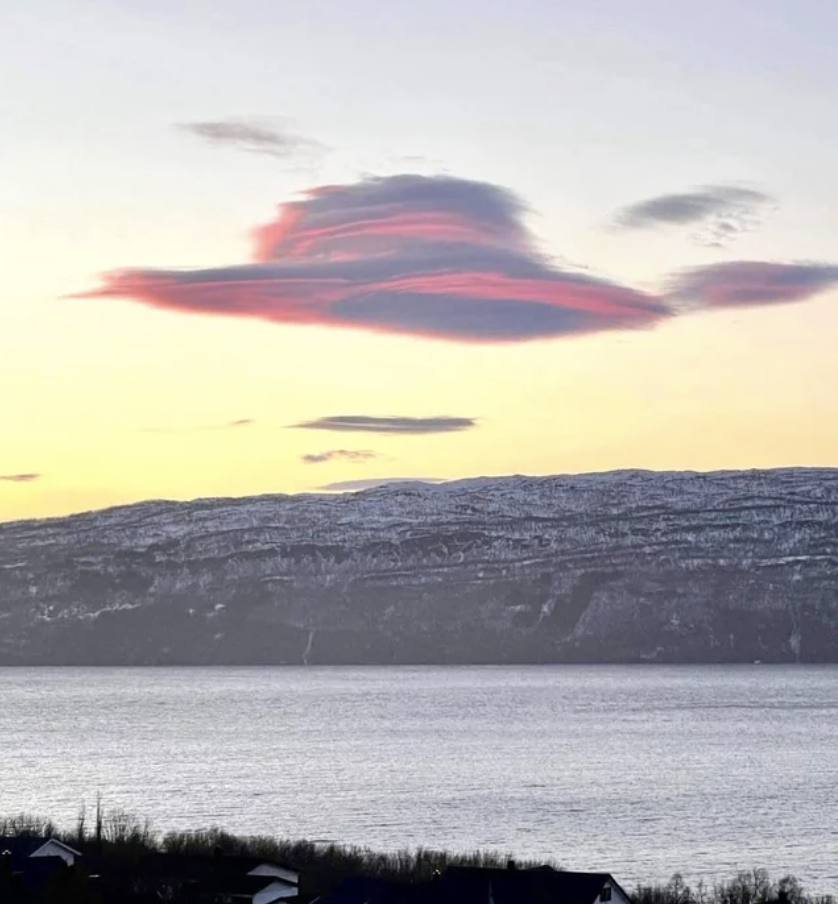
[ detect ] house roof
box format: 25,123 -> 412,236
311,876 -> 416,904
439,866 -> 620,904
258,878 -> 307,904
314,867 -> 626,904
0,836 -> 44,859
0,836 -> 82,862
126,852 -> 299,898
135,852 -> 295,876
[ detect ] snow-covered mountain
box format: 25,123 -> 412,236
1,468 -> 837,664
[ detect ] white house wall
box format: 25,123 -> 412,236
604,882 -> 633,904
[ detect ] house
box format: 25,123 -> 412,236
437,865 -> 633,904
126,851 -> 301,903
0,836 -> 302,903
0,837 -> 85,902
0,835 -> 83,867
313,864 -> 632,904
308,876 -> 415,904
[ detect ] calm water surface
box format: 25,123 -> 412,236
1,666 -> 837,891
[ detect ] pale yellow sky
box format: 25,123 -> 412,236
3,0 -> 837,522
3,266 -> 837,521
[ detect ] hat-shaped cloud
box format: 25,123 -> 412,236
78,175 -> 670,343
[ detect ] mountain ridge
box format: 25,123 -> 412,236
1,467 -> 837,665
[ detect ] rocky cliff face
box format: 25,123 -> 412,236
1,468 -> 837,665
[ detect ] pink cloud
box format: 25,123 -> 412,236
77,174 -> 670,343
670,262 -> 838,309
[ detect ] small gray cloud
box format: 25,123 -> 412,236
317,477 -> 444,492
302,449 -> 378,464
0,473 -> 40,483
144,418 -> 255,434
291,415 -> 477,434
614,185 -> 774,247
178,119 -> 326,161
668,261 -> 838,309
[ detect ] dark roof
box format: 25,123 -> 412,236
0,836 -> 46,860
137,851 -> 295,876
439,867 -> 617,904
316,867 -> 622,904
125,851 -> 298,897
313,876 -> 416,904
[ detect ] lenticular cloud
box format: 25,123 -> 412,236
670,261 -> 838,309
78,174 -> 670,343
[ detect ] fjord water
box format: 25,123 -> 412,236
2,666 -> 836,891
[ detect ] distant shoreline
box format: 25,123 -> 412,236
1,660 -> 836,668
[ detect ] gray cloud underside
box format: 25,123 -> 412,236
302,449 -> 378,464
0,473 -> 41,483
331,291 -> 598,340
178,119 -> 326,160
317,477 -> 444,492
291,415 -> 477,434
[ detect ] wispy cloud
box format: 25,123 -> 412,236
301,449 -> 378,464
614,185 -> 774,247
77,173 -> 669,343
0,473 -> 41,483
143,418 -> 255,434
669,261 -> 838,309
317,477 -> 444,492
178,118 -> 326,162
291,415 -> 476,434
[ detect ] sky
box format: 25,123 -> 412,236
2,0 -> 838,522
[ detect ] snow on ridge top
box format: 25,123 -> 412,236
2,467 -> 838,536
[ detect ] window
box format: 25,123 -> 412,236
601,885 -> 613,902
